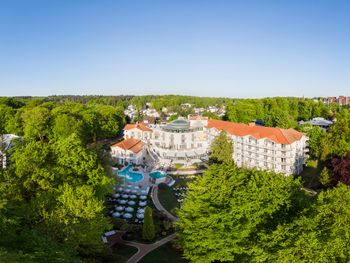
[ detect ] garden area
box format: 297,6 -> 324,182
299,159 -> 324,190
140,242 -> 188,263
157,174 -> 198,217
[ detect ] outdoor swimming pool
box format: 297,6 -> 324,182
117,165 -> 144,183
149,170 -> 167,179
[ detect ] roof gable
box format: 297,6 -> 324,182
111,138 -> 145,153
124,123 -> 152,132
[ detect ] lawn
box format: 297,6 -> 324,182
157,174 -> 198,216
299,159 -> 324,190
139,243 -> 188,263
101,244 -> 138,263
158,183 -> 179,216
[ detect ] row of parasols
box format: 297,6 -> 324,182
112,207 -> 145,219
112,193 -> 147,200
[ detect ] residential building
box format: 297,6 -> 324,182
0,134 -> 20,169
110,138 -> 146,165
207,120 -> 308,175
299,117 -> 333,131
123,123 -> 152,141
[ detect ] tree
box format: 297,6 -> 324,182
142,206 -> 155,241
209,131 -> 233,164
178,164 -> 306,263
22,106 -> 51,141
320,167 -> 333,187
299,124 -> 324,159
41,184 -> 111,256
321,110 -> 350,159
168,114 -> 178,122
263,184 -> 350,262
332,152 -> 350,186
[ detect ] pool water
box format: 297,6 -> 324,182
149,170 -> 167,179
117,165 -> 144,183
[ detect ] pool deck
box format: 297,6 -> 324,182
112,166 -> 154,187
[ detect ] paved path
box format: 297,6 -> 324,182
107,231 -> 177,263
151,186 -> 179,222
166,169 -> 206,175
108,186 -> 179,262
126,233 -> 177,263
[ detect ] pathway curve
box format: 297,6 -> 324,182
107,231 -> 177,263
109,186 -> 179,262
126,233 -> 177,263
151,186 -> 179,222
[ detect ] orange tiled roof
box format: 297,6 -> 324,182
189,116 -> 209,121
207,119 -> 304,145
124,123 -> 152,132
111,138 -> 145,153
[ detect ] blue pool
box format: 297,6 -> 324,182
149,170 -> 167,179
117,165 -> 144,183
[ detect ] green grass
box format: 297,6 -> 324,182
109,244 -> 138,263
158,183 -> 179,216
139,243 -> 188,263
299,159 -> 324,190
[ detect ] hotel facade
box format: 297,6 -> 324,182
111,117 -> 308,175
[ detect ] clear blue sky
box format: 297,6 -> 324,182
0,0 -> 349,98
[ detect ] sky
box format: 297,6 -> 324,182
0,0 -> 349,98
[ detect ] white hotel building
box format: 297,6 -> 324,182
111,117 -> 308,175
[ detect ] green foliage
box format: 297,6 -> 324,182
22,106 -> 51,141
264,184 -> 350,262
178,164 -> 306,262
209,131 -> 233,164
299,124 -> 325,159
225,98 -> 329,128
321,110 -> 350,159
142,206 -> 155,241
168,114 -> 179,122
41,184 -> 111,256
0,98 -> 126,261
320,167 -> 333,187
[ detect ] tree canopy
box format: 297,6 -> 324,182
178,163 -> 306,263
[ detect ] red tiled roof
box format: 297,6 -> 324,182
124,123 -> 152,132
207,119 -> 304,145
111,138 -> 145,153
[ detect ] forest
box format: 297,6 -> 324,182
0,95 -> 349,262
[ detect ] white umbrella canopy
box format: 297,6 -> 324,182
139,195 -> 147,200
116,206 -> 124,211
130,195 -> 137,199
112,212 -> 121,218
139,201 -> 147,207
123,213 -> 133,219
118,200 -> 127,204
125,207 -> 134,212
127,200 -> 136,206
125,189 -> 131,193
134,186 -> 140,189
126,185 -> 132,188
136,213 -> 144,219
140,190 -> 147,195
117,187 -> 123,192
113,193 -> 120,198
137,208 -> 145,213
122,194 -> 129,199
131,189 -> 138,194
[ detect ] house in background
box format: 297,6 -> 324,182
0,134 -> 20,169
299,117 -> 333,131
